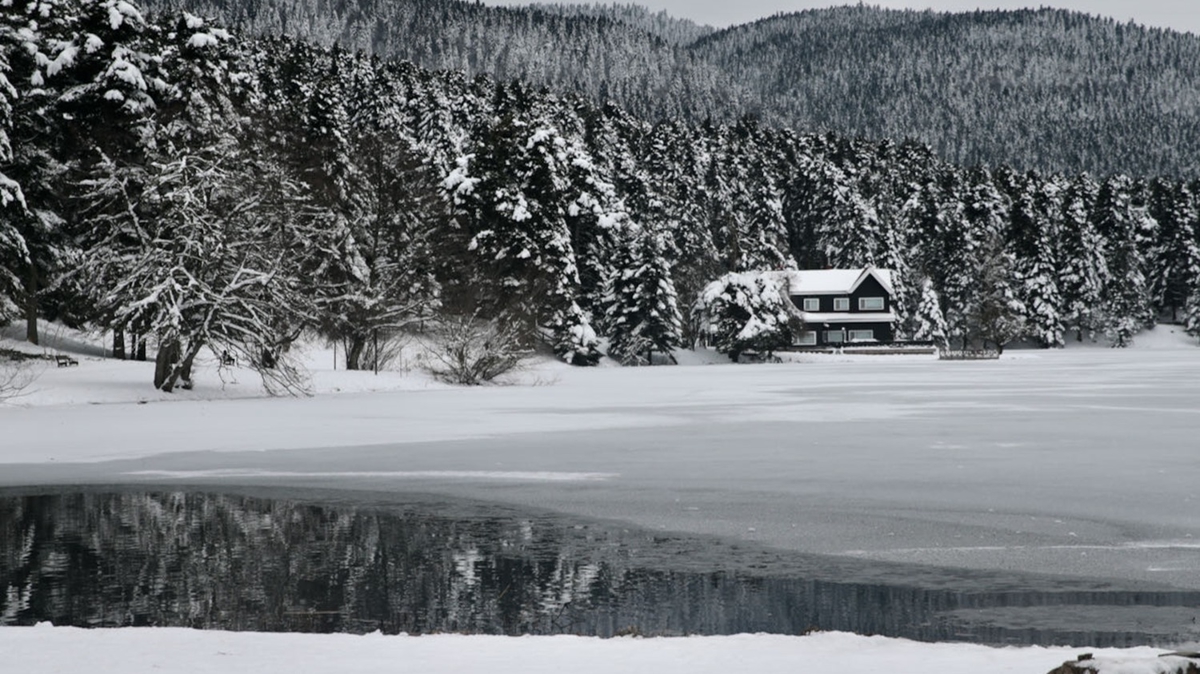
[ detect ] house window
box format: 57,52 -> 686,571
859,297 -> 885,311
794,331 -> 817,346
825,330 -> 845,344
833,297 -> 850,311
848,329 -> 875,342
802,298 -> 820,312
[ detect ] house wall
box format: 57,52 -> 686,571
790,274 -> 895,345
850,276 -> 891,312
798,321 -> 895,345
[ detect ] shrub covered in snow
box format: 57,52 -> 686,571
691,271 -> 797,361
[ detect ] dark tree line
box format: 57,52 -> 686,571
3,0 -> 1199,391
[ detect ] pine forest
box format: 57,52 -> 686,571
3,0 -> 1200,392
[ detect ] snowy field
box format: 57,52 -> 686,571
0,626 -> 1189,674
2,324 -> 1199,671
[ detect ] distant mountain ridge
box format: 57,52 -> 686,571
531,2 -> 714,45
135,0 -> 1200,177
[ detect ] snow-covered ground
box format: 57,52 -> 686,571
1,626 -> 1190,674
2,323 -> 1199,671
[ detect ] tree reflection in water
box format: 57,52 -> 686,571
1,491 -> 1197,647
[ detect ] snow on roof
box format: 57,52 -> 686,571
781,267 -> 894,295
799,312 -> 896,324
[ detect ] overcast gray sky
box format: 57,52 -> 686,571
488,1 -> 1200,35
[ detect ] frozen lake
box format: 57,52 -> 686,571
2,345 -> 1199,643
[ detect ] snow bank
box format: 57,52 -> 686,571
0,627 -> 1171,674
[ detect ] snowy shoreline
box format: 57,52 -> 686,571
0,626 -> 1175,674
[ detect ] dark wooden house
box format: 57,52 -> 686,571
783,267 -> 897,346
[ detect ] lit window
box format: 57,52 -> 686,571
802,298 -> 820,311
859,297 -> 885,311
833,297 -> 850,311
795,331 -> 817,346
848,329 -> 875,342
825,331 -> 845,344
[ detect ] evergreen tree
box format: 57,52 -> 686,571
602,225 -> 682,365
1184,286 -> 1200,342
907,170 -> 977,347
0,7 -> 25,322
638,120 -> 718,330
1057,174 -> 1107,341
967,230 -> 1025,353
691,271 -> 796,361
444,104 -> 600,365
1003,171 -> 1064,347
1093,175 -> 1154,346
911,276 -> 948,347
1147,179 -> 1200,323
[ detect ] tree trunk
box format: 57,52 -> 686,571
24,264 -> 38,345
132,319 -> 148,361
156,340 -> 202,393
177,345 -> 200,390
154,339 -> 180,391
345,335 -> 366,371
113,328 -> 126,360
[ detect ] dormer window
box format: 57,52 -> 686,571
859,297 -> 885,311
833,297 -> 850,311
802,298 -> 820,311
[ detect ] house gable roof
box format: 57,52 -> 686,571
782,267 -> 895,296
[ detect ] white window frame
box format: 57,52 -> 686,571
802,298 -> 820,312
795,330 -> 817,346
858,297 -> 885,311
833,297 -> 850,311
848,329 -> 875,342
825,330 -> 845,344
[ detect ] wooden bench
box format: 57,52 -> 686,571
219,351 -> 236,367
55,354 -> 79,367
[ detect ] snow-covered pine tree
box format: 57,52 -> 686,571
638,120 -> 719,329
17,0 -> 180,345
722,120 -> 794,272
0,5 -> 25,322
307,55 -> 443,370
1004,170 -> 1065,347
967,228 -> 1026,353
798,154 -> 882,269
443,97 -> 600,365
1185,285 -> 1200,342
0,4 -> 20,210
905,170 -> 976,347
603,225 -> 682,365
1147,179 -> 1200,323
911,276 -> 949,347
1,0 -> 70,336
1092,175 -> 1154,346
1057,173 -> 1107,341
557,104 -> 632,321
954,166 -> 1009,342
691,271 -> 796,361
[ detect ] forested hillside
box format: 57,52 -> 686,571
692,7 -> 1200,178
3,0 -> 1199,394
135,0 -> 1200,178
